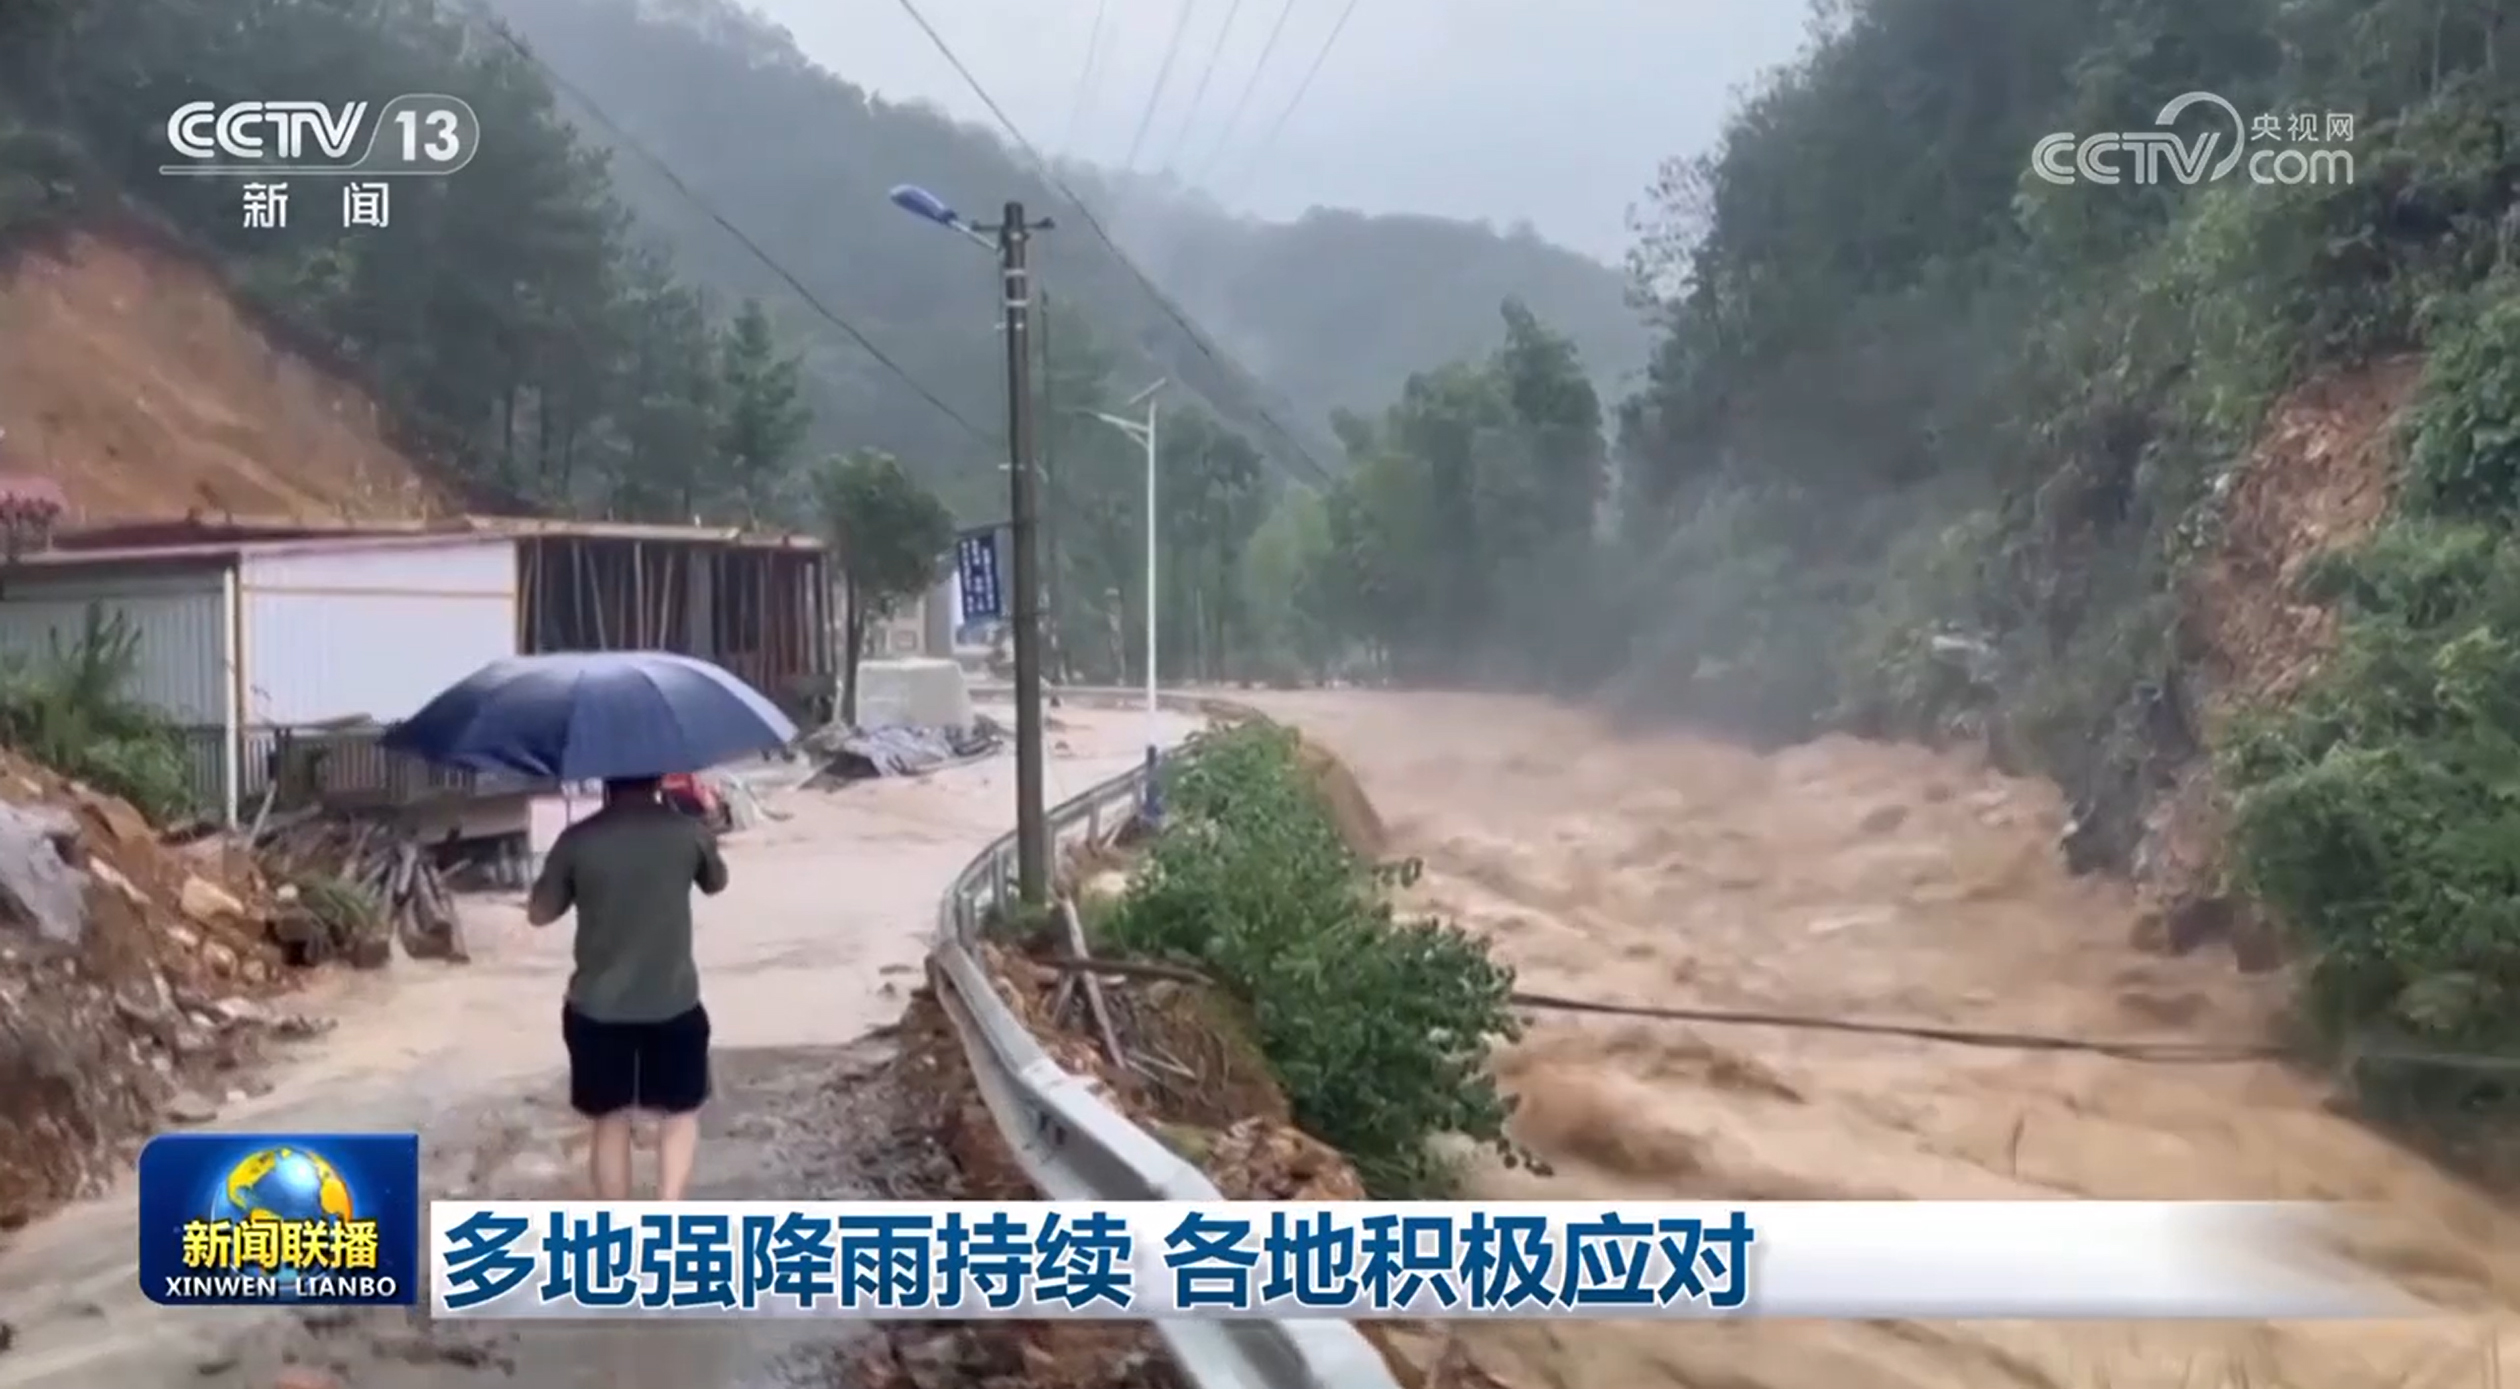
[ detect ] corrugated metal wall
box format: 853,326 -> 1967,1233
0,564 -> 229,722
239,538 -> 518,726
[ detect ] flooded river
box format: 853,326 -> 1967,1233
1252,690 -> 2520,1389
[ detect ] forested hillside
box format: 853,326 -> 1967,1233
478,0 -> 1646,483
0,0 -> 1645,701
1078,178 -> 1651,423
1265,0 -> 2520,1137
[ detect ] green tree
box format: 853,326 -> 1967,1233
1294,300 -> 1608,685
814,449 -> 955,725
715,300 -> 810,523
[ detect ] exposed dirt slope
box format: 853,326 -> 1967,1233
0,745 -> 294,1229
0,229 -> 455,523
2139,359 -> 2421,933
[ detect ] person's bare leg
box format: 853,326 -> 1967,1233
655,1111 -> 701,1201
588,1113 -> 635,1199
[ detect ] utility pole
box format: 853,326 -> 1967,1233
1038,290 -> 1064,686
1085,379 -> 1164,820
996,201 -> 1054,904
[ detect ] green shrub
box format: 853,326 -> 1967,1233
2406,285 -> 2520,520
2225,519 -> 2520,1095
1098,722 -> 1523,1195
0,603 -> 199,822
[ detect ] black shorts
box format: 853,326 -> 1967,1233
560,1003 -> 711,1117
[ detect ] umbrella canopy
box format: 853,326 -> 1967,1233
381,651 -> 799,781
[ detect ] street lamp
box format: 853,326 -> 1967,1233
891,182 -> 1057,903
1083,379 -> 1165,814
887,184 -> 995,251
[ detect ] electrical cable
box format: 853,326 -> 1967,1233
1223,0 -> 1361,196
889,0 -> 1341,487
1035,955 -> 2520,1075
1190,0 -> 1296,182
1060,0 -> 1108,158
1158,0 -> 1246,175
1121,0 -> 1201,175
484,27 -> 995,446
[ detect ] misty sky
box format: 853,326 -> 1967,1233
754,1 -> 1813,264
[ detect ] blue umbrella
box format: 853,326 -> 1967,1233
381,651 -> 800,781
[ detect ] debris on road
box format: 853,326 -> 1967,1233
256,815 -> 463,966
805,720 -> 1003,783
0,745 -> 305,1230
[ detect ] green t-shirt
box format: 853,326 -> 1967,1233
529,799 -> 729,1023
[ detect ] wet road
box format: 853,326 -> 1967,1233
0,703 -> 1201,1389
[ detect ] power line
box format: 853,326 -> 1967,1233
887,0 -> 1339,488
1190,0 -> 1297,182
483,25 -> 994,447
1225,0 -> 1361,195
1158,0 -> 1246,175
1059,0 -> 1108,158
1121,0 -> 1201,175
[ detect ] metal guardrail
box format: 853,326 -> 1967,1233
927,685 -> 1403,1389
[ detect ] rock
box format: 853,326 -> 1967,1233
0,802 -> 90,944
178,875 -> 246,924
163,1091 -> 220,1124
207,995 -> 267,1027
165,923 -> 199,950
88,857 -> 146,906
276,882 -> 300,904
346,936 -> 392,970
201,942 -> 237,975
88,793 -> 154,850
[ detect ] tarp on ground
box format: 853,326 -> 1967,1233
817,722 -> 1002,781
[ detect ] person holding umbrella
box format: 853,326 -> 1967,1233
384,651 -> 798,1200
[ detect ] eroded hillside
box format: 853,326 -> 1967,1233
0,229 -> 455,524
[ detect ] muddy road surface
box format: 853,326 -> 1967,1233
1251,690 -> 2520,1389
0,702 -> 1202,1389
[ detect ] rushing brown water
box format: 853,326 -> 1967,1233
1250,690 -> 2520,1389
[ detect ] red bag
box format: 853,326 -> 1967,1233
660,773 -> 721,822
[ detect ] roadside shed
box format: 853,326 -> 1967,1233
0,531 -> 518,822
2,514 -> 834,824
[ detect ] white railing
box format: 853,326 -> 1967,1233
927,685 -> 1402,1389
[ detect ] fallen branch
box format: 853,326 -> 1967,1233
1055,898 -> 1130,1072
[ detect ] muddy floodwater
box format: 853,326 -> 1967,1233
1252,690 -> 2520,1389
0,702 -> 1202,1389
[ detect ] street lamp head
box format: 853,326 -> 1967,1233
888,184 -> 961,228
1123,378 -> 1166,409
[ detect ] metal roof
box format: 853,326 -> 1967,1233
48,512 -> 825,559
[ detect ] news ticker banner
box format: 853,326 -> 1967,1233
423,1199 -> 2428,1321
125,1128 -> 2422,1319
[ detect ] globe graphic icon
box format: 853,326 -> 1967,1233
207,1148 -> 356,1294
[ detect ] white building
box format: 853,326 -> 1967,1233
0,518 -> 832,823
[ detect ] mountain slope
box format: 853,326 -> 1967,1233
0,228 -> 457,523
481,0 -> 1645,477
1094,187 -> 1653,421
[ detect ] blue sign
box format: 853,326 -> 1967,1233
137,1131 -> 421,1307
957,528 -> 1004,622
